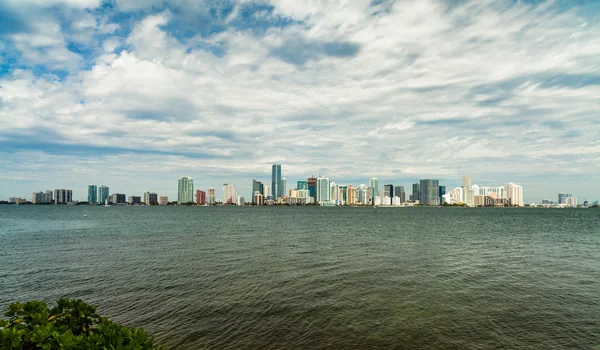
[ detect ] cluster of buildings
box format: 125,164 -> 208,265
5,164 -> 596,208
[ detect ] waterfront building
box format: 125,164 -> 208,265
196,190 -> 206,205
558,192 -> 572,204
370,178 -> 379,202
338,185 -> 348,205
506,182 -> 524,206
298,189 -> 309,198
32,191 -> 52,204
411,183 -> 420,202
254,192 -> 264,205
208,188 -> 215,204
128,196 -> 141,204
373,196 -> 382,206
367,186 -> 373,204
14,198 -> 27,205
394,186 -> 405,203
490,186 -> 506,199
262,185 -> 270,199
565,196 -> 577,207
98,185 -> 110,204
347,185 -> 356,205
158,196 -> 169,205
419,179 -> 440,206
382,196 -> 391,206
54,189 -> 73,204
88,185 -> 97,203
222,184 -> 237,204
237,196 -> 245,206
252,180 -> 263,204
178,176 -> 194,204
357,184 -> 368,205
439,186 -> 446,205
110,193 -> 126,204
144,191 -> 158,205
281,178 -> 286,198
307,177 -> 317,199
330,182 -> 338,204
392,196 -> 401,206
384,184 -> 394,205
297,181 -> 308,190
463,176 -> 474,206
316,176 -> 330,204
271,164 -> 282,199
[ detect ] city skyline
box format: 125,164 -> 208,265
1,1 -> 599,202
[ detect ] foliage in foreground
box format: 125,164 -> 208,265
0,298 -> 165,349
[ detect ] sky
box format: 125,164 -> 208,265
0,0 -> 599,203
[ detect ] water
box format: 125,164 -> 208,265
1,206 -> 599,349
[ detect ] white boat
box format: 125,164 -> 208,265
104,198 -> 110,207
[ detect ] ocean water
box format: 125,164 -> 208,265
0,206 -> 599,349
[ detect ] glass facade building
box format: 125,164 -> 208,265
419,179 -> 440,206
178,176 -> 194,204
98,185 -> 110,204
88,185 -> 97,203
271,164 -> 282,199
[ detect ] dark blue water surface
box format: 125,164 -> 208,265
1,206 -> 599,349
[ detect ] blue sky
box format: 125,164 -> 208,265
0,0 -> 599,203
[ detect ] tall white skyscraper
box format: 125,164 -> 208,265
178,176 -> 194,204
222,184 -> 237,204
357,184 -> 368,205
463,175 -> 474,206
316,176 -> 330,203
506,182 -> 524,206
281,178 -> 286,197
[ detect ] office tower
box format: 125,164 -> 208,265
110,193 -> 126,204
263,185 -> 270,198
158,196 -> 169,205
330,181 -> 338,203
384,184 -> 394,205
207,188 -> 215,204
281,178 -> 286,197
419,179 -> 440,206
338,185 -> 347,205
395,186 -> 406,203
439,186 -> 446,204
558,192 -> 572,204
53,189 -> 73,204
252,180 -> 262,204
357,184 -> 367,204
98,185 -> 110,204
347,185 -> 356,205
316,176 -> 330,203
128,196 -> 141,204
196,190 -> 206,205
506,182 -> 524,206
88,185 -> 97,203
297,181 -> 308,190
144,191 -> 158,205
367,186 -> 373,204
411,183 -> 420,202
271,164 -> 282,199
178,176 -> 194,204
370,178 -> 379,202
463,175 -> 474,206
222,184 -> 237,204
307,177 -> 317,199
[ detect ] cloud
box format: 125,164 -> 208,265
0,0 -> 599,202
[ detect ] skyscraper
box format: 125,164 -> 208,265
196,190 -> 206,205
347,185 -> 356,205
178,176 -> 194,204
316,176 -> 330,204
54,189 -> 72,204
558,192 -> 572,204
297,181 -> 308,190
411,183 -> 420,202
370,178 -> 379,202
271,164 -> 282,199
438,186 -> 446,204
144,191 -> 158,205
463,175 -> 474,206
395,186 -> 406,203
208,188 -> 215,204
263,185 -> 270,198
307,177 -> 317,199
419,179 -> 440,206
98,185 -> 110,204
506,182 -> 524,206
222,184 -> 237,204
281,178 -> 286,197
87,185 -> 97,203
252,180 -> 263,204
357,184 -> 368,205
384,184 -> 394,205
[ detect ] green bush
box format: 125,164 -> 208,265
0,298 -> 165,349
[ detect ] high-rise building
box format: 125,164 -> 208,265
254,192 -> 264,205
356,184 -> 367,205
128,196 -> 141,204
110,193 -> 126,204
338,185 -> 347,205
144,191 -> 158,205
252,180 -> 263,204
367,186 -> 373,204
178,176 -> 194,204
347,185 -> 356,205
395,186 -> 406,203
271,164 -> 282,199
297,181 -> 308,190
208,188 -> 215,204
54,189 -> 73,204
463,175 -> 474,206
419,179 -> 440,206
411,183 -> 420,202
196,190 -> 206,205
98,185 -> 110,204
370,178 -> 379,202
88,185 -> 97,203
316,176 -> 330,204
32,191 -> 52,204
384,184 -> 394,205
506,182 -> 524,206
263,185 -> 270,199
330,181 -> 338,204
307,177 -> 317,199
565,196 -> 577,207
237,196 -> 246,206
281,178 -> 286,197
158,196 -> 169,205
222,184 -> 236,204
438,186 -> 446,204
558,192 -> 572,204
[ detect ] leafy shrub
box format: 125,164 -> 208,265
0,298 -> 165,349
